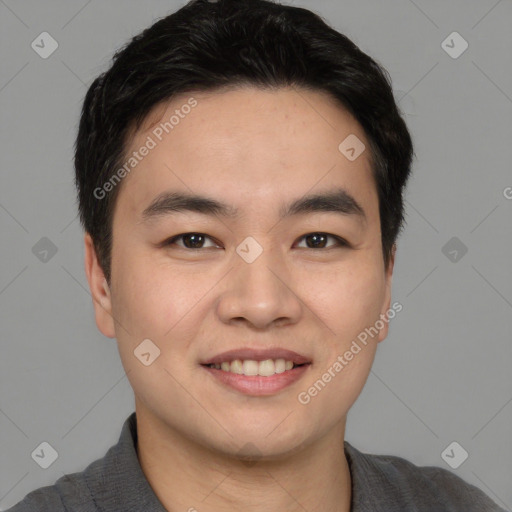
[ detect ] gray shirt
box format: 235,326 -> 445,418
6,412 -> 506,511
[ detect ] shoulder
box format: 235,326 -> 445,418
4,470 -> 95,512
5,412 -> 164,512
5,414 -> 137,512
344,442 -> 506,511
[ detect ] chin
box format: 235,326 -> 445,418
213,425 -> 314,460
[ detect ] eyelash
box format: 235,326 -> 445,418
162,232 -> 349,250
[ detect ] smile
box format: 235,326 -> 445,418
205,358 -> 300,376
201,360 -> 311,396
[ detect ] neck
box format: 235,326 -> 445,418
135,406 -> 352,512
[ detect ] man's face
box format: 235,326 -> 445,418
86,86 -> 394,458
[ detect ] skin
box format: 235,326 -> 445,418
84,86 -> 395,512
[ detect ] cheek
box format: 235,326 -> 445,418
111,249 -> 177,328
110,248 -> 219,358
301,260 -> 386,342
111,258 -> 159,334
297,346 -> 377,428
276,261 -> 386,426
296,265 -> 384,419
109,254 -> 203,406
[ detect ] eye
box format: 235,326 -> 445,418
163,233 -> 220,249
162,232 -> 349,250
295,232 -> 348,249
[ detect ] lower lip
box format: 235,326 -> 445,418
201,364 -> 311,396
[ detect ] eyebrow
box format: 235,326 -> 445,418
141,187 -> 366,223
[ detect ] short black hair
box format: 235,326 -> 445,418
74,0 -> 413,284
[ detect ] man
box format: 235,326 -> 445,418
7,0 -> 506,510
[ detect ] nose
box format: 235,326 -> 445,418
215,245 -> 303,330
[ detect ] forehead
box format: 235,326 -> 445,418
115,86 -> 377,223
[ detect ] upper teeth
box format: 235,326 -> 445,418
209,359 -> 295,376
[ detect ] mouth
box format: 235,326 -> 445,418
201,359 -> 309,377
200,348 -> 312,395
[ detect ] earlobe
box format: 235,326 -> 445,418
84,233 -> 116,338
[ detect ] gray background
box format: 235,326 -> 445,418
1,0 -> 511,509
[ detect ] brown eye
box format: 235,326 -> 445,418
296,233 -> 348,249
164,233 -> 219,249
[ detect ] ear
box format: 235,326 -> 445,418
377,244 -> 396,343
84,233 -> 116,338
